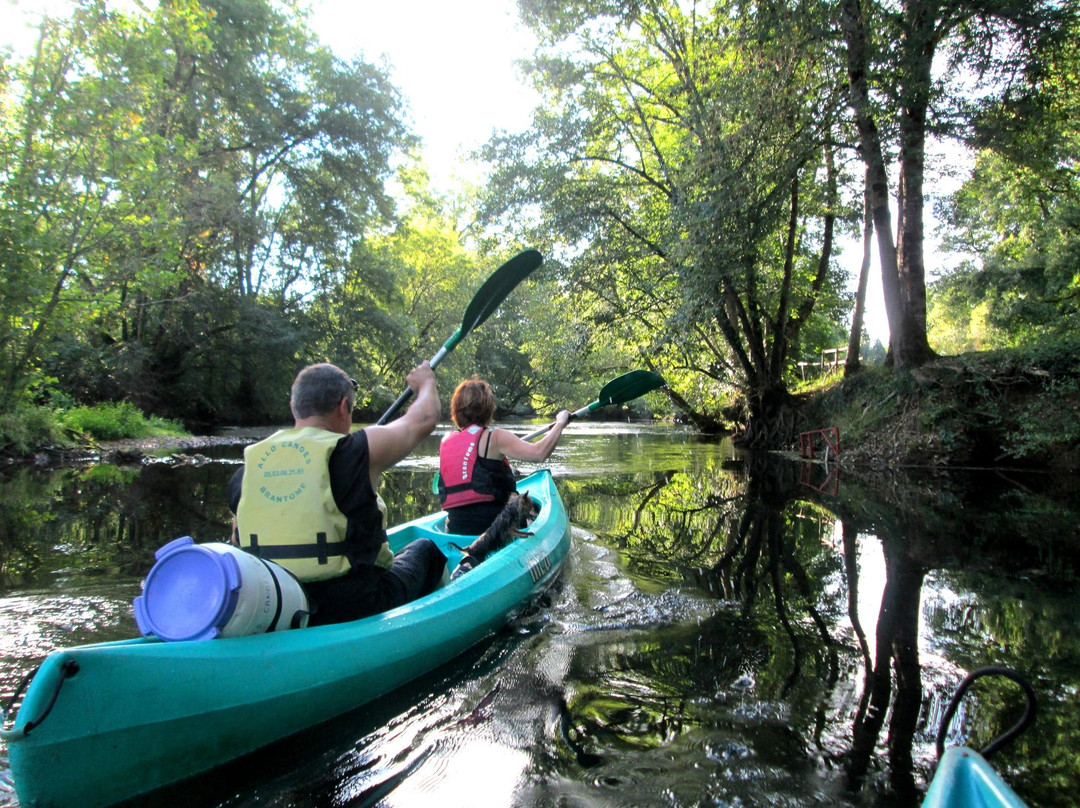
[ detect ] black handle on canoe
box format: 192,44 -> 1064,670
0,659 -> 80,739
935,666 -> 1036,761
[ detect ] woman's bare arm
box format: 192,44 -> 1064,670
490,410 -> 571,463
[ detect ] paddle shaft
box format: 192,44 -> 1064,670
376,250 -> 542,425
376,344 -> 453,426
522,403 -> 594,442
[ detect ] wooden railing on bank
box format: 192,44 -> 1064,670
797,346 -> 848,381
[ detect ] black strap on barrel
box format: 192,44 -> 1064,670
254,556 -> 286,632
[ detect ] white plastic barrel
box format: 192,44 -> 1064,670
133,537 -> 310,642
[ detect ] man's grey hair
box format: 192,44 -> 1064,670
291,364 -> 354,419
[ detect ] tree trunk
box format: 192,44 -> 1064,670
733,383 -> 795,449
845,171 -> 873,376
840,0 -> 904,353
840,0 -> 938,370
893,0 -> 939,367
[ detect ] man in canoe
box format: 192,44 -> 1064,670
229,361 -> 447,625
438,376 -> 570,535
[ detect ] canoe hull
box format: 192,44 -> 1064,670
6,470 -> 570,808
921,747 -> 1029,808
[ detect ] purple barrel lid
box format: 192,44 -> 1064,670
133,537 -> 241,642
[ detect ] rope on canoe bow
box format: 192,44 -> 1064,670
0,658 -> 80,740
935,666 -> 1037,762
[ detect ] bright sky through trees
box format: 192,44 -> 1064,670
0,0 -> 894,345
311,0 -> 541,193
0,0 -> 540,191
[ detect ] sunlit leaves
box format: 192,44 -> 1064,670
485,0 -> 853,435
932,20 -> 1080,350
0,0 -> 415,424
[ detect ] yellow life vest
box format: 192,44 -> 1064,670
236,426 -> 356,582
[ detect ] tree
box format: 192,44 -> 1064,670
115,0 -> 411,421
0,0 -> 412,425
0,3 -> 170,407
931,17 -> 1080,349
306,191 -> 478,415
485,0 -> 855,445
838,0 -> 1074,367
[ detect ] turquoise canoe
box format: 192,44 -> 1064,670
921,747 -> 1029,808
2,470 -> 570,808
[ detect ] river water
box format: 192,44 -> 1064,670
1,422 -> 1078,808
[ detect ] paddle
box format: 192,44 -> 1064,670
376,249 -> 543,425
521,369 -> 667,441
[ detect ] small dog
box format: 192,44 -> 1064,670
450,492 -> 539,580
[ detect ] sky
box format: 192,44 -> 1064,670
310,0 -> 541,192
0,0 -> 898,346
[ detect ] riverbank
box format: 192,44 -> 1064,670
4,344 -> 1077,474
1,433 -> 261,468
795,342 -> 1080,473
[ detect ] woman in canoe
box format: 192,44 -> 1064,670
439,376 -> 570,535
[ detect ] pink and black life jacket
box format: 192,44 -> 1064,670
438,425 -> 516,509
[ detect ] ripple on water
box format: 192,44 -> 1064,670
0,762 -> 16,806
0,592 -> 137,662
551,528 -> 720,637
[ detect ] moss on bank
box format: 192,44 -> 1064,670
795,341 -> 1080,472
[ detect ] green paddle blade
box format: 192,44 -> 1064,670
594,370 -> 667,407
521,370 -> 668,441
457,249 -> 542,340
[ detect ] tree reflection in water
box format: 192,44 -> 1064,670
845,536 -> 925,804
568,452 -> 1080,806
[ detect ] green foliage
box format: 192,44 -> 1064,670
60,402 -> 186,441
914,344 -> 1080,464
986,344 -> 1080,462
932,149 -> 1080,351
932,14 -> 1080,351
0,0 -> 408,426
0,401 -> 64,455
481,0 -> 856,441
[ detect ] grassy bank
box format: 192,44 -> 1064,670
795,340 -> 1080,472
0,401 -> 187,458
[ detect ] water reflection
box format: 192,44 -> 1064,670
572,451 -> 1080,807
1,427 -> 1079,808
